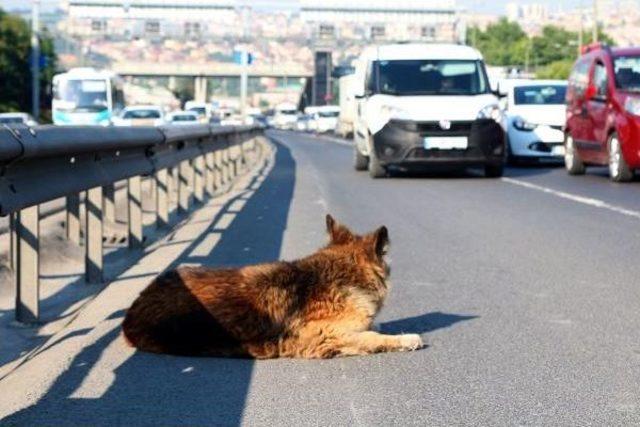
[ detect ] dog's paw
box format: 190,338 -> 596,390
399,334 -> 424,351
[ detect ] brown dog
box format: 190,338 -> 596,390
122,215 -> 424,358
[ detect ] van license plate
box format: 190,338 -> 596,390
424,137 -> 468,150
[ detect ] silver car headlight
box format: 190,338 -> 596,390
512,117 -> 538,131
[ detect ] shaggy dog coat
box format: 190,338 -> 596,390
122,215 -> 424,358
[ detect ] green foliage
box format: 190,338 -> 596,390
583,28 -> 616,46
535,60 -> 575,79
468,19 -> 615,71
467,18 -> 528,66
531,26 -> 579,67
0,8 -> 57,120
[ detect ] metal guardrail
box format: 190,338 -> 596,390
0,124 -> 263,323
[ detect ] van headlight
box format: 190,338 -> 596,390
624,97 -> 640,116
513,117 -> 538,131
477,104 -> 502,122
380,105 -> 410,121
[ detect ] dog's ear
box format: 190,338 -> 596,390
373,226 -> 389,258
326,214 -> 354,244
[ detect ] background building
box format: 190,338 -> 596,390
300,0 -> 465,44
62,0 -> 239,39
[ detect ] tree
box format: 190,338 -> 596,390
535,59 -> 574,79
467,18 -> 528,66
0,8 -> 56,120
468,20 -> 615,72
531,26 -> 580,67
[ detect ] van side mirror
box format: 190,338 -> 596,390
492,89 -> 507,99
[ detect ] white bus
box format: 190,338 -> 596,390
52,68 -> 125,126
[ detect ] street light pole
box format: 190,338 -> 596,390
31,0 -> 41,120
240,6 -> 250,120
592,0 -> 598,43
578,0 -> 584,53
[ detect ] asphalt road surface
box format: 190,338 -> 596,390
1,130 -> 639,426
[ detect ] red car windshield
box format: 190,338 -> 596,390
614,56 -> 640,91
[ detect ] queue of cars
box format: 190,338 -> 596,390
110,101 -> 252,128
329,42 -> 639,182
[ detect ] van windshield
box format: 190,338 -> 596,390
369,60 -> 489,96
614,56 -> 640,91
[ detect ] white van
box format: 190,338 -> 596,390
336,74 -> 357,138
273,103 -> 299,130
308,105 -> 341,133
353,43 -> 506,178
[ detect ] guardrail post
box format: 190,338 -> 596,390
170,167 -> 179,215
66,193 -> 81,245
9,212 -> 17,271
146,176 -> 157,226
240,138 -> 247,169
85,186 -> 103,284
179,160 -> 192,213
215,149 -> 224,188
15,205 -> 39,323
223,146 -> 232,182
205,152 -> 215,196
235,137 -> 243,175
194,155 -> 205,203
128,176 -> 143,248
155,169 -> 169,228
103,183 -> 116,224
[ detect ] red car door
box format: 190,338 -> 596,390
567,58 -> 592,155
585,59 -> 610,164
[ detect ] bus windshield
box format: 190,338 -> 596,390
54,79 -> 109,112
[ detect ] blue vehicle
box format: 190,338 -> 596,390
52,68 -> 125,126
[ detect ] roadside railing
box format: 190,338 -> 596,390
0,124 -> 263,324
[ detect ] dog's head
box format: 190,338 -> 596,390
325,214 -> 390,280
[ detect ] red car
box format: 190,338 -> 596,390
565,43 -> 640,182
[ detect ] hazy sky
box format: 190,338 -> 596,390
0,0 -> 585,15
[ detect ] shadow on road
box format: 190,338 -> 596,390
2,141 -> 297,425
379,311 -> 478,335
186,139 -> 296,267
3,324 -> 257,426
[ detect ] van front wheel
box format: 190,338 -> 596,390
368,149 -> 387,178
354,145 -> 369,171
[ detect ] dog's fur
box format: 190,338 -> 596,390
122,215 -> 424,358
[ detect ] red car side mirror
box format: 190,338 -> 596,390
585,84 -> 597,100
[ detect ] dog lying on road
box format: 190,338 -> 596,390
122,215 -> 424,358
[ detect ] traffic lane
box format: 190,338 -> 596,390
504,163 -> 640,214
309,131 -> 640,216
247,131 -> 640,425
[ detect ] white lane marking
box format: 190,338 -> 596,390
501,177 -> 640,220
302,132 -> 353,147
320,136 -> 352,147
